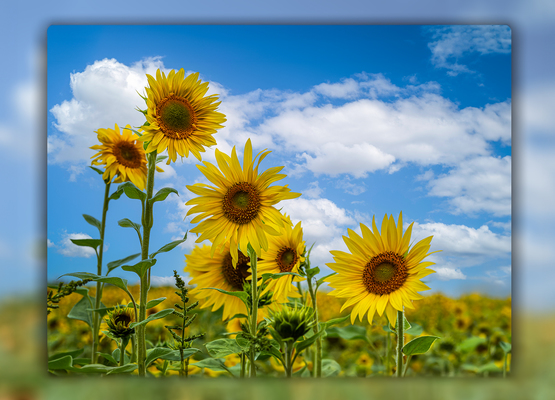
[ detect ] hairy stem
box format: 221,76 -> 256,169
306,276 -> 321,377
249,245 -> 258,377
396,310 -> 404,378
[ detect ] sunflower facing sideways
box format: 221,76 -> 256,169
90,124 -> 148,190
139,68 -> 226,163
186,139 -> 301,266
257,214 -> 305,301
185,243 -> 290,322
326,212 -> 439,326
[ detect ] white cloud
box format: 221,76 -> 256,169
47,239 -> 55,248
57,232 -> 97,258
150,275 -> 190,286
427,26 -> 511,76
304,181 -> 323,199
426,155 -> 511,216
411,221 -> 511,258
434,267 -> 467,280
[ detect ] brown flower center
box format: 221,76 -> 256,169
362,251 -> 408,295
113,141 -> 143,168
222,252 -> 251,291
222,182 -> 261,224
113,313 -> 132,327
156,93 -> 197,140
276,247 -> 298,272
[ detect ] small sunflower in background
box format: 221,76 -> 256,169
326,212 -> 439,326
139,68 -> 226,163
257,214 -> 305,300
90,124 -> 148,190
185,242 -> 290,322
105,304 -> 135,339
186,138 -> 301,266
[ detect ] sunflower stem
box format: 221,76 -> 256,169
284,341 -> 294,378
503,353 -> 508,378
91,181 -> 111,364
119,336 -> 129,366
248,244 -> 258,378
306,275 -> 321,377
137,150 -> 157,377
396,310 -> 404,377
240,353 -> 246,378
385,332 -> 390,375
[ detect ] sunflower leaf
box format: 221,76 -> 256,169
107,253 -> 141,275
322,359 -> 341,377
129,308 -> 174,329
316,272 -> 336,288
192,358 -> 234,376
119,182 -> 146,201
82,214 -> 101,232
294,329 -> 326,355
402,335 -> 440,356
146,297 -> 167,309
121,258 -> 157,278
70,238 -> 102,250
118,218 -> 142,232
499,341 -> 511,354
261,271 -> 302,283
89,166 -> 104,175
149,233 -> 187,259
48,349 -> 84,362
203,287 -> 250,309
150,187 -> 179,204
326,325 -> 368,342
319,314 -> 350,331
205,339 -> 243,358
156,155 -> 168,164
109,186 -> 125,201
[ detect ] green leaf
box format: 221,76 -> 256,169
146,347 -> 175,367
76,363 -> 136,374
146,297 -> 166,309
112,348 -> 130,365
205,339 -> 243,358
61,273 -> 132,303
104,364 -> 138,375
48,349 -> 84,361
326,325 -> 368,342
119,182 -> 146,201
192,358 -> 233,375
319,314 -> 350,331
48,355 -> 74,370
82,214 -> 101,232
156,155 -> 168,164
306,266 -> 320,279
129,308 -> 174,328
90,166 -> 104,175
294,330 -> 326,355
203,288 -> 249,309
262,346 -> 283,363
385,315 -> 411,333
458,336 -> 487,353
150,187 -> 178,204
321,359 -> 341,377
122,258 -> 157,278
405,323 -> 424,336
67,296 -> 94,327
402,336 -> 440,356
107,253 -> 141,275
261,271 -> 302,283
499,341 -> 512,354
70,238 -> 102,250
477,362 -> 501,373
109,186 -> 124,201
149,233 -> 187,259
235,333 -> 251,352
152,348 -> 198,362
118,218 -> 142,233
72,358 -> 91,366
98,352 -> 118,366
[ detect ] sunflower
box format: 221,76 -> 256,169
185,243 -> 290,322
186,138 -> 301,266
90,124 -> 148,190
258,214 -> 305,300
326,212 -> 439,326
139,68 -> 226,163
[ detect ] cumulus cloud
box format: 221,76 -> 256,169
425,155 -> 511,216
434,267 -> 467,280
426,25 -> 511,76
57,232 -> 100,258
150,275 -> 190,286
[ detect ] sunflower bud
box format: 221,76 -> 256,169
271,305 -> 314,342
105,304 -> 135,338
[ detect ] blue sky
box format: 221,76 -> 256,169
46,25 -> 511,297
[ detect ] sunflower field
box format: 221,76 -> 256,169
46,67 -> 511,379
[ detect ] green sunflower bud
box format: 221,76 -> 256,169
271,305 -> 314,342
105,304 -> 135,338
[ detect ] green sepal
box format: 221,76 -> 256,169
402,336 -> 440,356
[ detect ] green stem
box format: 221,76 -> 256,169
402,354 -> 412,377
385,332 -> 390,375
137,150 -> 157,377
503,353 -> 508,378
306,276 -> 321,377
130,335 -> 137,363
249,245 -> 258,378
284,341 -> 293,378
396,310 -> 404,378
91,181 -> 111,363
240,353 -> 246,378
119,336 -> 129,366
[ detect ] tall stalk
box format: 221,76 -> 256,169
91,181 -> 111,363
306,276 -> 321,377
396,310 -> 404,377
249,245 -> 258,377
137,150 -> 157,376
